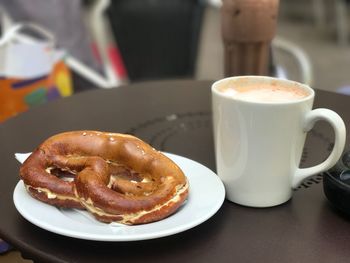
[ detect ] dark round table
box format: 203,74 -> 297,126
1,80 -> 350,263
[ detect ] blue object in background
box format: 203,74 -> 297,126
0,239 -> 11,254
337,85 -> 350,95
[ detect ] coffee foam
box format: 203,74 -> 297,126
218,82 -> 309,103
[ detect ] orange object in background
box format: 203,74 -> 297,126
0,60 -> 73,123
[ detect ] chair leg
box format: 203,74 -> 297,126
335,0 -> 349,46
312,0 -> 326,30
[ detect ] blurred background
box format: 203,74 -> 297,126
1,0 -> 350,95
197,0 -> 350,93
1,0 -> 350,260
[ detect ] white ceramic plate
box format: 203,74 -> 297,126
13,153 -> 225,241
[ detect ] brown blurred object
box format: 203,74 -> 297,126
221,0 -> 279,77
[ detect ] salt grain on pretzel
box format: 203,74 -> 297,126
19,131 -> 189,225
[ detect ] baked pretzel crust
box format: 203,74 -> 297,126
19,131 -> 189,225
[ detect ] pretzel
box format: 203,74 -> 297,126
19,131 -> 189,225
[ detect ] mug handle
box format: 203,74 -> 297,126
292,108 -> 346,188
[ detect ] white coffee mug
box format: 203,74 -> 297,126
212,76 -> 346,207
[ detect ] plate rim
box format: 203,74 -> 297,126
13,152 -> 225,242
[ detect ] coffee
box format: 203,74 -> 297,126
218,83 -> 309,103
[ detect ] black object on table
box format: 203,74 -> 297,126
323,149 -> 350,216
0,80 -> 350,263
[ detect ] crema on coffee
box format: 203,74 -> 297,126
218,83 -> 309,103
